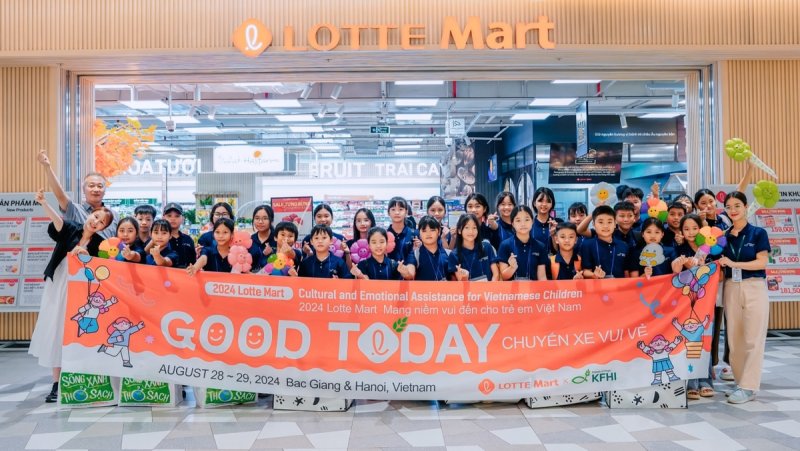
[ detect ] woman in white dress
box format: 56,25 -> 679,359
29,189 -> 113,402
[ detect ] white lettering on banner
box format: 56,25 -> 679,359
127,158 -> 200,176
308,161 -> 440,179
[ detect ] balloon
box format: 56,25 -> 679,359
696,227 -> 727,256
724,138 -> 752,162
386,232 -> 396,254
590,182 -> 618,207
329,238 -> 345,258
697,288 -> 705,299
77,254 -> 93,264
95,266 -> 110,281
84,268 -> 94,281
227,245 -> 252,274
682,286 -> 690,295
231,231 -> 253,249
753,180 -> 780,208
349,239 -> 370,264
678,270 -> 694,285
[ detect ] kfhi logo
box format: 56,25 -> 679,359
232,19 -> 272,58
478,378 -> 495,395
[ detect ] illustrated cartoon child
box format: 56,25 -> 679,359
637,334 -> 683,385
672,315 -> 710,359
98,317 -> 145,368
71,292 -> 118,337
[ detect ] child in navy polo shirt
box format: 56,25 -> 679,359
350,227 -> 413,280
622,187 -> 645,231
298,225 -> 351,279
579,205 -> 634,279
161,203 -> 196,269
549,222 -> 583,280
531,187 -> 558,254
497,206 -> 548,281
413,216 -> 454,281
450,214 -> 499,281
386,196 -> 416,263
145,219 -> 179,267
301,204 -> 346,257
662,201 -> 687,249
631,218 -> 677,278
186,218 -> 234,275
487,191 -> 516,250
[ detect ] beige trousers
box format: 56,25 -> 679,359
723,278 -> 770,391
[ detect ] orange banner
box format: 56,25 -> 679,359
62,255 -> 718,400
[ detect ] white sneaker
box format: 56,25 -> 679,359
720,366 -> 735,381
727,388 -> 755,404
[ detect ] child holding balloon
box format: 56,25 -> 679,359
30,189 -> 114,403
350,227 -> 412,280
186,218 -> 235,275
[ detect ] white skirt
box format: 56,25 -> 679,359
28,259 -> 68,368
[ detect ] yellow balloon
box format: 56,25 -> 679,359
95,266 -> 110,281
696,265 -> 710,279
682,286 -> 690,295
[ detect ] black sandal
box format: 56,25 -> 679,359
45,382 -> 58,403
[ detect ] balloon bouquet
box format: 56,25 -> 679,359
348,233 -> 396,264
228,231 -> 253,274
671,263 -> 718,358
724,138 -> 780,218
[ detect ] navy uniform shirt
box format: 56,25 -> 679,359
414,246 -> 454,281
548,252 -> 582,280
198,230 -> 214,248
707,214 -> 731,232
662,227 -> 679,250
169,231 -> 196,269
298,254 -> 352,279
613,228 -> 640,249
631,218 -> 643,232
449,241 -> 497,281
249,231 -> 277,272
722,223 -> 770,279
119,238 -> 146,264
145,242 -> 179,266
579,237 -> 633,279
635,244 -> 677,276
357,256 -> 402,280
532,217 -> 553,254
490,220 -> 514,250
497,236 -> 549,280
301,231 -> 346,253
200,246 -> 233,273
387,225 -> 417,262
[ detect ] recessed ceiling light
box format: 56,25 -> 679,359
395,113 -> 432,121
529,98 -> 577,106
395,151 -> 419,156
551,80 -> 601,84
290,126 -> 325,133
312,144 -> 341,151
306,139 -> 334,144
394,137 -> 423,143
148,145 -> 174,151
185,127 -> 222,134
96,84 -> 130,90
323,133 -> 351,138
122,100 -> 169,110
395,144 -> 421,150
254,99 -> 302,108
155,116 -> 200,124
275,114 -> 316,122
510,113 -> 550,120
640,113 -> 683,118
394,80 -> 444,85
395,98 -> 439,107
319,153 -> 341,158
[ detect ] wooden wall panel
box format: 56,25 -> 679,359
1,0 -> 800,54
0,312 -> 38,340
721,60 -> 800,185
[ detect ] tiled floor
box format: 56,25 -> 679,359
1,340 -> 799,450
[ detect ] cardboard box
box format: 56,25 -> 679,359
605,381 -> 687,409
273,395 -> 353,412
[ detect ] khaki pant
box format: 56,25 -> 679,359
723,278 -> 770,391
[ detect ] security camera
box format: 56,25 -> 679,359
165,119 -> 176,132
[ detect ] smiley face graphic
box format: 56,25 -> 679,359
245,327 -> 264,347
207,324 -> 227,346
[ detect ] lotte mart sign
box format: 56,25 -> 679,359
233,16 -> 556,57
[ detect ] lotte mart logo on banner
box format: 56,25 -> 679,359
232,16 -> 556,58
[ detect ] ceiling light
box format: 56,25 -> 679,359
290,126 -> 325,133
233,82 -> 283,87
156,115 -> 200,124
254,99 -> 302,108
306,139 -> 334,144
319,153 -> 341,158
529,98 -> 577,106
312,144 -> 341,151
395,113 -> 432,121
323,133 -> 351,138
317,105 -> 327,118
95,84 -> 130,90
148,145 -> 174,151
216,140 -> 248,145
394,137 -> 423,143
275,114 -> 316,122
185,127 -> 222,134
394,80 -> 444,85
121,100 -> 169,110
395,144 -> 421,150
679,99 -> 686,106
510,113 -> 550,120
619,114 -> 628,129
551,80 -> 601,84
396,98 -> 439,107
207,106 -> 217,121
330,85 -> 343,100
300,85 -> 313,100
395,151 -> 419,156
640,113 -> 683,118
334,104 -> 345,118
